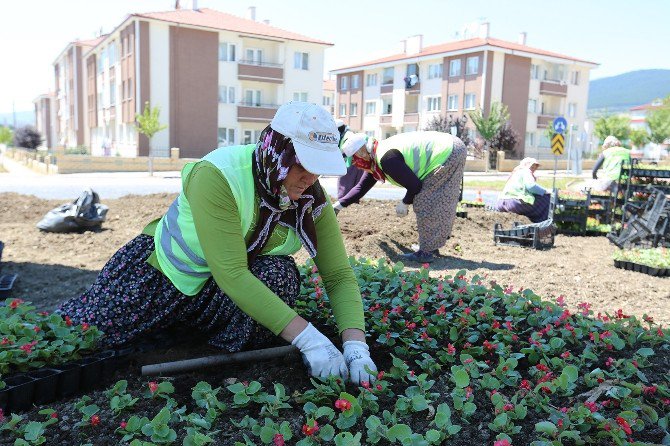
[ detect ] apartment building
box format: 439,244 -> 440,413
52,6 -> 331,158
33,93 -> 57,149
629,99 -> 664,130
322,79 -> 335,115
331,26 -> 597,158
52,37 -> 105,149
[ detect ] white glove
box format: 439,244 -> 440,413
333,201 -> 344,215
395,202 -> 409,217
343,340 -> 378,385
292,323 -> 348,379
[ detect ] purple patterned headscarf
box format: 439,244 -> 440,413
247,125 -> 327,264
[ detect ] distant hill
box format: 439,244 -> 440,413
0,111 -> 35,128
588,69 -> 670,112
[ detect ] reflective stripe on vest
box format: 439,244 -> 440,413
154,144 -> 301,296
376,131 -> 453,186
601,147 -> 630,181
500,169 -> 535,205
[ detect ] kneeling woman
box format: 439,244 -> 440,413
333,131 -> 467,263
57,103 -> 377,384
495,157 -> 551,223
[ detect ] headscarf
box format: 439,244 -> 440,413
247,125 -> 327,264
513,157 -> 540,180
602,135 -> 621,150
351,137 -> 386,182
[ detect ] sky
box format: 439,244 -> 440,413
1,0 -> 669,114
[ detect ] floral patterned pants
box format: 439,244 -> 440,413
57,235 -> 300,352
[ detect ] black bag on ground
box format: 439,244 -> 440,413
36,188 -> 109,232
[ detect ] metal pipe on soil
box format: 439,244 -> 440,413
141,345 -> 299,376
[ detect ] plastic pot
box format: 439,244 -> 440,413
56,363 -> 81,398
95,350 -> 117,381
5,374 -> 35,412
29,368 -> 61,405
77,357 -> 104,391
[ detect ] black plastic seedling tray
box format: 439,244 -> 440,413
0,273 -> 18,299
614,260 -> 669,277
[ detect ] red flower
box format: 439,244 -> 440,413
376,384 -> 383,391
50,412 -> 58,419
1,338 -> 11,346
446,343 -> 456,355
503,404 -> 514,411
90,415 -> 100,426
81,323 -> 90,331
464,307 -> 472,315
435,305 -> 446,315
377,371 -> 385,380
148,381 -> 158,393
643,385 -> 657,395
405,321 -> 416,330
120,421 -> 127,429
584,401 -> 598,413
616,417 -> 632,435
302,421 -> 319,436
0,408 -> 4,422
493,440 -> 511,446
64,316 -> 73,327
9,299 -> 24,309
560,351 -> 571,359
605,357 -> 615,368
420,332 -> 431,341
535,363 -> 549,372
19,340 -> 38,355
541,386 -> 552,394
334,399 -> 352,412
603,423 -> 611,431
273,433 -> 285,446
519,380 -> 531,391
421,263 -> 430,269
33,326 -> 41,333
361,381 -> 371,389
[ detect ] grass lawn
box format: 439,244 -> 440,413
464,176 -> 582,191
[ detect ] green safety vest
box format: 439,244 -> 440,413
154,144 -> 301,296
601,146 -> 631,181
500,169 -> 536,205
376,131 -> 453,187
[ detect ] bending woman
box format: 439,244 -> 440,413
57,102 -> 377,384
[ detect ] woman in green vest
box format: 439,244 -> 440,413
495,157 -> 551,223
333,131 -> 467,263
591,135 -> 631,192
57,103 -> 378,384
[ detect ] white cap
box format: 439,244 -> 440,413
340,132 -> 368,157
270,102 -> 346,176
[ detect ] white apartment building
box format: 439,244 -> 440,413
331,26 -> 597,158
50,6 -> 330,158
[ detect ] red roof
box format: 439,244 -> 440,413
77,36 -> 106,47
630,102 -> 663,111
333,37 -> 596,71
133,8 -> 332,45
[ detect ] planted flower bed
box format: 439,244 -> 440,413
613,247 -> 670,277
0,258 -> 668,445
459,200 -> 486,208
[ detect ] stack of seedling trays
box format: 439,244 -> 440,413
0,241 -> 18,299
552,190 -> 591,235
493,219 -> 555,250
613,161 -> 670,232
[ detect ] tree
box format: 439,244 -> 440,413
645,96 -> 670,144
13,126 -> 43,150
424,114 -> 472,149
135,101 -> 167,144
0,126 -> 13,146
593,115 -> 630,143
629,128 -> 650,149
490,121 -> 519,155
469,102 -> 510,150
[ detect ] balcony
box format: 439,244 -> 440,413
539,80 -> 567,97
237,60 -> 284,84
237,103 -> 280,122
404,113 -> 419,124
380,84 -> 393,94
537,114 -> 558,128
380,114 -> 392,125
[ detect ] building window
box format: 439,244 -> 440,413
219,86 -> 235,104
464,94 -> 476,110
365,101 -> 376,115
528,99 -> 537,114
570,70 -> 580,85
243,129 -> 262,144
466,56 -> 479,75
340,76 -> 348,91
218,42 -> 236,61
351,74 -> 360,89
323,96 -> 331,106
243,89 -> 261,106
428,63 -> 443,79
447,94 -> 458,111
525,132 -> 535,148
350,103 -> 358,116
568,102 -> 577,118
294,52 -> 309,70
339,103 -> 347,117
245,48 -> 263,64
382,67 -> 394,85
109,72 -> 116,104
406,63 -> 418,77
108,43 -> 117,66
293,92 -> 308,102
530,64 -> 539,80
426,96 -> 441,112
366,73 -> 378,86
218,128 -> 235,146
449,59 -> 461,77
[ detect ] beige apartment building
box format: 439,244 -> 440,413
33,93 -> 57,149
47,6 -> 331,158
322,79 -> 335,115
331,26 -> 597,158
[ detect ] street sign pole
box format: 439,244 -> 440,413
553,156 -> 557,190
551,117 -> 568,188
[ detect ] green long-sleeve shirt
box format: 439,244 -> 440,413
143,161 -> 364,336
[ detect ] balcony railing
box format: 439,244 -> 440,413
539,80 -> 567,97
238,60 -> 283,83
380,84 -> 393,94
404,113 -> 419,124
537,114 -> 558,128
380,114 -> 392,125
237,103 -> 280,122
